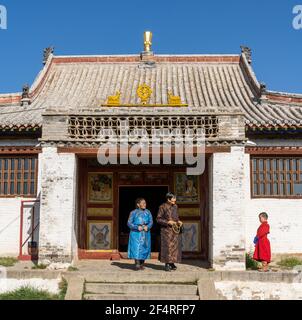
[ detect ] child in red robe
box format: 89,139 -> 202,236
253,212 -> 271,272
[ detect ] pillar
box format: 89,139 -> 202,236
209,146 -> 246,270
38,147 -> 78,263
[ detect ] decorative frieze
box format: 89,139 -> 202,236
67,115 -> 219,141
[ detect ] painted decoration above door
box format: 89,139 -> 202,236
174,173 -> 200,204
88,173 -> 113,204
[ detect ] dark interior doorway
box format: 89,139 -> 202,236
118,186 -> 169,252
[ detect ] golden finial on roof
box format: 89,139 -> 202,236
144,31 -> 153,52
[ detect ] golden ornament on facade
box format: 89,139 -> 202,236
106,91 -> 121,106
168,92 -> 183,106
102,84 -> 188,107
136,84 -> 152,105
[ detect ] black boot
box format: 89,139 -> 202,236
139,260 -> 145,270
165,263 -> 172,272
170,263 -> 177,271
134,260 -> 141,270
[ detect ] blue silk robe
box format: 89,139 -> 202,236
127,209 -> 153,260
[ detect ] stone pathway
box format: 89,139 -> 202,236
74,259 -> 209,273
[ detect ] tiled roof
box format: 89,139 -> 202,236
245,101 -> 302,130
0,52 -> 301,131
0,104 -> 43,130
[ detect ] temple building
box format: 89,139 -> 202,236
0,34 -> 302,270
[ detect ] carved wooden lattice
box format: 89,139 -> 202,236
0,157 -> 38,196
67,115 -> 219,141
251,157 -> 302,197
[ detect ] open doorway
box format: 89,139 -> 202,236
118,186 -> 169,252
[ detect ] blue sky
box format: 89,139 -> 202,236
0,0 -> 301,94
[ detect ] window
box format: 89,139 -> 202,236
0,157 -> 38,197
251,157 -> 302,197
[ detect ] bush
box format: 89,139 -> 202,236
246,253 -> 259,270
277,257 -> 302,269
0,257 -> 18,267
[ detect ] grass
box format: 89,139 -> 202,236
67,266 -> 79,272
0,257 -> 18,267
0,279 -> 68,300
31,264 -> 48,270
0,287 -> 60,300
58,278 -> 68,300
246,253 -> 260,270
277,257 -> 302,269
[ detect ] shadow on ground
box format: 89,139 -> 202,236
110,260 -> 210,271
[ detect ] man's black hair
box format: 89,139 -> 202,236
166,192 -> 176,200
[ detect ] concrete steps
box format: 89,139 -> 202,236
84,283 -> 199,300
82,271 -> 203,283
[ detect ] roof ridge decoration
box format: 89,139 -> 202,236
20,84 -> 31,106
102,83 -> 188,107
43,47 -> 54,65
240,46 -> 252,64
239,45 -> 302,105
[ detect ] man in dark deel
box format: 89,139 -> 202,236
156,192 -> 183,272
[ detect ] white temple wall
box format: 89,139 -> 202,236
0,151 -> 41,257
244,154 -> 302,255
0,198 -> 38,256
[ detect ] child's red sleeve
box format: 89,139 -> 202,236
257,223 -> 270,238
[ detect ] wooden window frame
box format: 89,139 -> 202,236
0,156 -> 38,198
251,156 -> 302,199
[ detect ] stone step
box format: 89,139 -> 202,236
82,272 -> 202,283
85,283 -> 198,295
84,293 -> 199,300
